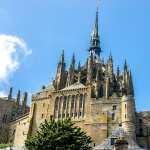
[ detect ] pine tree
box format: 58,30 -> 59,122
25,118 -> 93,150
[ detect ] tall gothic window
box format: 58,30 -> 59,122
63,96 -> 67,110
112,113 -> 115,120
66,96 -> 70,117
79,94 -> 83,116
71,96 -> 75,117
62,96 -> 67,118
54,97 -> 59,118
55,97 -> 59,111
82,94 -> 86,117
79,94 -> 83,109
99,85 -> 104,98
58,97 -> 62,118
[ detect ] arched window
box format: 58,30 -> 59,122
82,94 -> 86,117
54,97 -> 59,118
63,96 -> 67,110
139,128 -> 143,137
54,97 -> 59,111
71,96 -> 75,117
79,94 -> 83,116
66,96 -> 70,117
58,97 -> 62,118
91,86 -> 96,98
99,85 -> 104,98
71,96 -> 75,109
139,119 -> 143,125
125,104 -> 127,109
79,94 -> 83,109
62,96 -> 67,118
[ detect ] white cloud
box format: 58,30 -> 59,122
0,34 -> 32,97
0,91 -> 7,97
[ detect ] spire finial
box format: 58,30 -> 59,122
22,92 -> 28,114
8,87 -> 13,100
89,1 -> 101,56
109,51 -> 113,60
96,0 -> 100,12
78,61 -> 81,71
59,50 -> 64,63
124,59 -> 128,71
117,66 -> 120,77
70,52 -> 75,70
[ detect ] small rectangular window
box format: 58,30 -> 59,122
112,113 -> 115,120
125,104 -> 127,109
79,112 -> 82,116
112,105 -> 117,110
41,114 -> 44,118
125,114 -> 127,119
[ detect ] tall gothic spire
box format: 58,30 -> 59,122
54,50 -> 66,90
22,92 -> 28,114
16,90 -> 21,112
8,87 -> 13,100
70,53 -> 75,70
89,8 -> 101,56
66,53 -> 76,86
129,70 -> 134,96
60,50 -> 65,64
124,59 -> 128,72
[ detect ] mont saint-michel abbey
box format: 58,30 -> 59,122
0,8 -> 150,150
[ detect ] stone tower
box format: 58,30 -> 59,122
121,62 -> 136,142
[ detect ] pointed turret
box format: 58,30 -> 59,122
117,66 -> 120,77
107,53 -> 113,79
71,53 -> 75,70
54,50 -> 66,90
60,50 -> 65,64
123,60 -> 129,85
22,92 -> 28,114
78,61 -> 81,72
108,52 -> 113,61
128,71 -> 134,96
66,53 -> 76,86
89,9 -> 101,57
122,60 -> 134,96
124,59 -> 128,72
16,90 -> 21,113
8,87 -> 13,100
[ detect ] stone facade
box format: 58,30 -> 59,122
8,114 -> 30,147
0,9 -> 150,150
0,88 -> 29,144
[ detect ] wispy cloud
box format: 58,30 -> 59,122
0,34 -> 32,97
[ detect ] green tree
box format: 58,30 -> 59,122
25,118 -> 93,150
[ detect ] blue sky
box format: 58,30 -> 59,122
0,0 -> 150,112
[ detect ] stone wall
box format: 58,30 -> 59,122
8,114 -> 30,147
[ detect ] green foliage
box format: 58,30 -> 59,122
0,143 -> 13,148
0,126 -> 9,144
25,118 -> 92,150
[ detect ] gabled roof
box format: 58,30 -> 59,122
61,82 -> 86,91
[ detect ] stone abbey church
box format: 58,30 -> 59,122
0,9 -> 150,150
